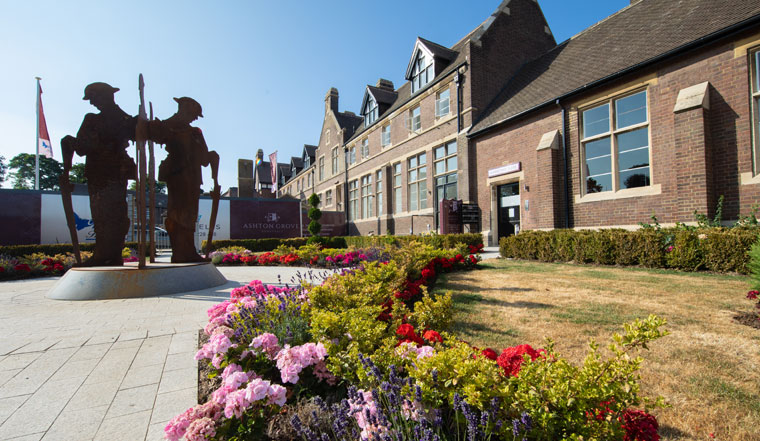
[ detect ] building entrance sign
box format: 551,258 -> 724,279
488,162 -> 521,178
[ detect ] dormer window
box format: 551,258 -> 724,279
411,52 -> 433,93
364,95 -> 378,126
304,154 -> 310,169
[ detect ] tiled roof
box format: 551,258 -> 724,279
366,85 -> 398,106
335,111 -> 363,140
470,0 -> 760,135
304,144 -> 317,160
417,36 -> 457,63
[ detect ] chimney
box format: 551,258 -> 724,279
375,78 -> 395,91
325,88 -> 339,114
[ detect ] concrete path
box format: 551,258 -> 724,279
0,265 -> 320,441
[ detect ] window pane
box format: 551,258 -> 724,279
419,166 -> 426,179
447,142 -> 457,156
615,91 -> 647,129
410,186 -> 417,211
435,146 -> 445,159
419,153 -> 426,165
617,127 -> 648,153
587,174 -> 612,193
419,183 -> 427,208
618,147 -> 649,171
436,176 -> 445,186
755,51 -> 760,91
445,182 -> 457,199
409,157 -> 417,168
394,176 -> 401,186
410,170 -> 417,181
447,156 -> 457,171
582,104 -> 610,138
394,163 -> 401,174
435,160 -> 445,175
584,137 -> 611,160
447,174 -> 457,184
586,156 -> 611,176
620,167 -> 651,189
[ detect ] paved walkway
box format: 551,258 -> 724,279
0,265 -> 319,441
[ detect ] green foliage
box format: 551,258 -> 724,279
0,155 -> 6,184
749,236 -> 760,290
69,163 -> 87,184
343,233 -> 483,249
9,153 -> 63,190
505,315 -> 668,440
0,242 -> 141,258
694,195 -> 724,228
307,193 -> 322,237
500,228 -> 757,273
128,180 -> 167,194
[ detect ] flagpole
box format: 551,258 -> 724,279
35,77 -> 41,190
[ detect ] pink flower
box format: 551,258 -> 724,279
244,378 -> 271,402
224,389 -> 250,419
209,334 -> 233,355
267,384 -> 287,406
251,333 -> 281,358
185,417 -> 216,441
416,346 -> 435,359
224,371 -> 249,390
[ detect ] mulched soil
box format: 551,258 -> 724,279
198,330 -> 221,404
733,312 -> 760,329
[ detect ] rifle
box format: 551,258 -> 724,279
59,136 -> 82,264
204,150 -> 221,257
148,102 -> 156,263
136,74 -> 148,268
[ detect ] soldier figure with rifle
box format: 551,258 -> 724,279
141,97 -> 219,263
60,82 -> 137,266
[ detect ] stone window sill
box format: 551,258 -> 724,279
740,172 -> 760,186
575,184 -> 661,204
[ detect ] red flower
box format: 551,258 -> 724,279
622,409 -> 659,441
480,348 -> 498,360
496,344 -> 542,376
396,324 -> 416,339
14,264 -> 31,272
747,290 -> 759,300
53,263 -> 64,272
0,267 -> 5,273
422,330 -> 442,343
469,255 -> 477,264
421,268 -> 435,281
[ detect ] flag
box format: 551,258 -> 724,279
37,84 -> 53,158
269,151 -> 278,193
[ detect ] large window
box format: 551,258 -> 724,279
361,174 -> 373,219
349,146 -> 356,165
435,89 -> 450,118
434,141 -> 458,202
411,51 -> 433,93
332,148 -> 339,175
393,163 -> 402,214
326,189 -> 333,206
408,152 -> 427,211
318,157 -> 324,181
364,95 -> 378,126
581,90 -> 650,194
752,48 -> 760,172
348,180 -> 359,221
381,124 -> 391,147
361,138 -> 369,159
408,106 -> 421,134
376,170 -> 383,216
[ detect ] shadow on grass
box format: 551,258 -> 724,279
658,425 -> 690,440
452,292 -> 553,310
451,320 -> 520,341
445,282 -> 534,293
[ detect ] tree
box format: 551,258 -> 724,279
0,156 -> 6,185
8,153 -> 62,190
307,193 -> 322,237
70,163 -> 87,184
128,180 -> 167,194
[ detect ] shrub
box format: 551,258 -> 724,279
501,227 -> 755,273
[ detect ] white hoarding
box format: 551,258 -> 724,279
40,194 -> 96,245
196,199 -> 230,246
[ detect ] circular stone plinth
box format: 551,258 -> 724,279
47,262 -> 228,301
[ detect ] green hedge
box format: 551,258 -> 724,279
203,237 -> 347,253
500,228 -> 759,274
342,233 -> 483,249
0,242 -> 141,257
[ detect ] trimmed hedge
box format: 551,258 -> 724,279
500,228 -> 759,274
203,237 -> 347,253
0,242 -> 140,258
343,233 -> 483,249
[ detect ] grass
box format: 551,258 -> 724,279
434,258 -> 760,441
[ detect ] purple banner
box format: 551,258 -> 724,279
230,199 -> 301,239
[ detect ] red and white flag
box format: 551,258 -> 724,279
269,151 -> 278,193
37,84 -> 53,158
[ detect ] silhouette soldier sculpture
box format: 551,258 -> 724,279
143,97 -> 219,263
61,83 -> 137,266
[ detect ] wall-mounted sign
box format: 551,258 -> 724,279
488,162 -> 521,178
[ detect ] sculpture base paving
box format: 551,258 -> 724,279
47,262 -> 227,301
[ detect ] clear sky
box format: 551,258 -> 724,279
0,0 -> 630,191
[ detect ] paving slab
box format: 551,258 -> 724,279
0,264 -> 310,440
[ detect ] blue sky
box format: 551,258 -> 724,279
0,0 -> 629,191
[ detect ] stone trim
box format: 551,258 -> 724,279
574,184 -> 661,204
673,82 -> 710,113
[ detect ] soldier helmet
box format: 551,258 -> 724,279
173,97 -> 203,118
82,82 -> 120,100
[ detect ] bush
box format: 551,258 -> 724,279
0,242 -> 142,258
500,227 -> 757,273
344,233 -> 482,249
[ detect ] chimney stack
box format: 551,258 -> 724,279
325,88 -> 339,114
375,78 -> 395,91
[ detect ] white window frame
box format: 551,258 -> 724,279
318,156 -> 324,181
435,88 -> 450,118
361,174 -> 373,219
411,51 -> 434,94
348,180 -> 359,221
393,163 -> 402,214
376,169 -> 383,216
381,124 -> 391,147
407,105 -> 421,134
326,189 -> 333,207
408,152 -> 427,211
331,148 -> 339,175
364,95 -> 378,127
361,138 -> 369,159
434,140 -> 458,201
580,89 -> 651,196
349,146 -> 356,165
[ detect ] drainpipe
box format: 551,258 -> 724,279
556,99 -> 570,229
455,69 -> 463,133
344,145 -> 350,236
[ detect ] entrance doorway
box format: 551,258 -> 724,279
497,182 -> 520,241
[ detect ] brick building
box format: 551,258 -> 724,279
244,0 -> 760,244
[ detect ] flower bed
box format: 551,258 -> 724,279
0,252 -> 83,281
171,242 -> 667,440
209,244 -> 393,269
